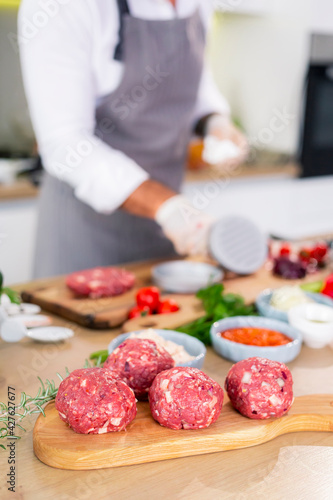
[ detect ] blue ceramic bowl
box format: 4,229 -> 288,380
152,260 -> 223,294
108,329 -> 206,369
210,316 -> 302,363
256,289 -> 333,323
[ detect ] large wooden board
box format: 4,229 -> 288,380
21,262 -> 160,329
33,395 -> 333,470
21,261 -> 331,330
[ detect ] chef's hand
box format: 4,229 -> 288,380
203,115 -> 249,166
155,195 -> 214,256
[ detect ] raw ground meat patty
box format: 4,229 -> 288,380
225,357 -> 293,419
66,267 -> 135,298
149,367 -> 224,430
104,338 -> 175,400
55,368 -> 137,434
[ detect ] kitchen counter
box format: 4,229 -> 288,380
1,265 -> 333,499
0,179 -> 38,202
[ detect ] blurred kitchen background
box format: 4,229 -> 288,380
1,0 -> 333,283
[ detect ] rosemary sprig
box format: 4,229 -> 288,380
0,359 -> 104,450
0,372 -> 67,449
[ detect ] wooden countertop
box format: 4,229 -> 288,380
1,263 -> 333,499
0,179 -> 38,202
0,156 -> 299,203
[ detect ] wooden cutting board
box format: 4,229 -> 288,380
33,395 -> 333,470
21,262 -> 160,329
21,261 -> 331,330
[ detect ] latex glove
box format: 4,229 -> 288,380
155,195 -> 214,256
203,115 -> 249,166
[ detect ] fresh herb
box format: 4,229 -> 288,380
0,371 -> 69,449
90,349 -> 108,365
176,283 -> 256,345
0,358 -> 104,450
0,271 -> 21,305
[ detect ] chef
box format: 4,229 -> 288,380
19,0 -> 247,277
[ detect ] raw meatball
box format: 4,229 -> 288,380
66,267 -> 135,298
225,357 -> 293,419
149,367 -> 224,430
104,338 -> 175,400
55,368 -> 137,434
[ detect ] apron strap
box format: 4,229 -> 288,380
114,0 -> 131,62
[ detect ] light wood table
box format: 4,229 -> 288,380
1,272 -> 333,500
0,179 -> 38,202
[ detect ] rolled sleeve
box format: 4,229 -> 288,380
18,0 -> 149,214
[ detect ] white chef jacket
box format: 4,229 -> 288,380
18,0 -> 230,213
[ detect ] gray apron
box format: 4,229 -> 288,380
34,2 -> 205,277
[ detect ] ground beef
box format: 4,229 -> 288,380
225,357 -> 293,419
149,367 -> 224,430
55,368 -> 137,434
104,338 -> 175,400
66,267 -> 135,298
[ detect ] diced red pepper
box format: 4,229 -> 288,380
156,299 -> 180,314
279,244 -> 291,257
310,243 -> 328,262
299,248 -> 312,264
128,305 -> 150,319
321,274 -> 333,299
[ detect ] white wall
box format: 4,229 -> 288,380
0,9 -> 34,155
0,199 -> 38,285
311,0 -> 333,33
209,0 -> 318,154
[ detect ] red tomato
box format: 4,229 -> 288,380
310,243 -> 328,262
299,248 -> 312,263
157,299 -> 180,314
136,286 -> 160,313
279,244 -> 291,257
128,305 -> 150,319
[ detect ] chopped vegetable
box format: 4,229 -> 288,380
128,305 -> 150,319
279,244 -> 291,257
129,286 -> 180,318
273,257 -> 307,280
300,281 -> 324,294
136,286 -> 160,313
270,286 -> 313,311
321,275 -> 333,299
176,284 -> 256,345
157,299 -> 180,314
89,349 -> 109,364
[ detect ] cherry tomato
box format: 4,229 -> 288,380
279,244 -> 291,257
298,248 -> 312,264
128,305 -> 150,319
136,286 -> 160,313
310,243 -> 328,262
157,299 -> 180,314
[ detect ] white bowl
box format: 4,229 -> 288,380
256,289 -> 333,323
108,329 -> 206,369
288,303 -> 333,349
210,316 -> 302,363
152,261 -> 223,293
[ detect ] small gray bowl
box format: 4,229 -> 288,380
108,329 -> 206,369
210,316 -> 302,364
256,289 -> 333,323
152,260 -> 223,294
